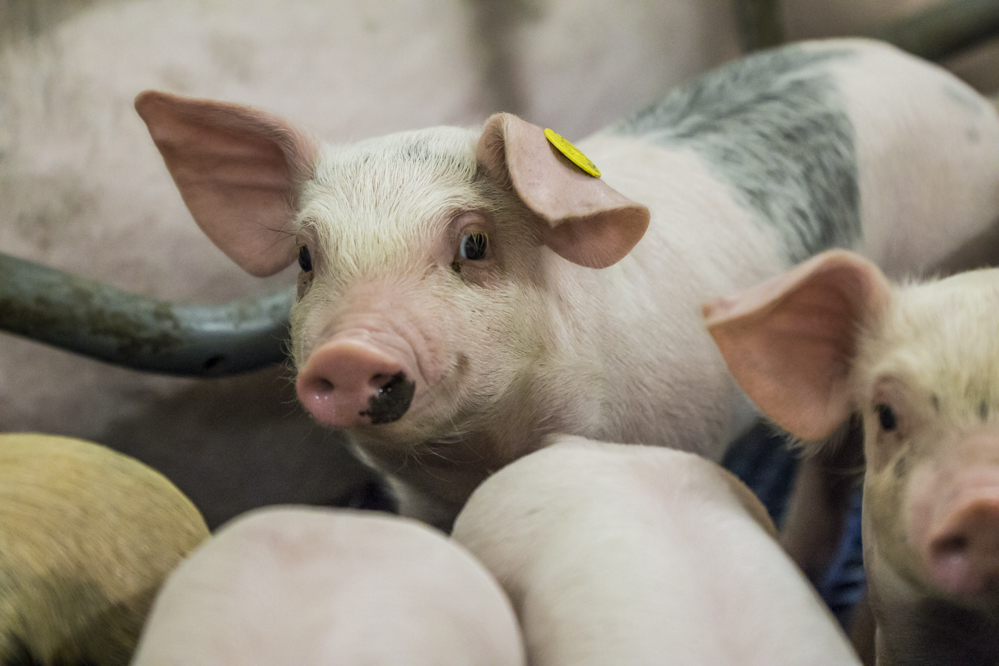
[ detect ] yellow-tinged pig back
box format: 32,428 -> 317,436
0,433 -> 209,666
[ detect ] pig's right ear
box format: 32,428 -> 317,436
476,113 -> 650,269
134,90 -> 319,277
703,250 -> 891,441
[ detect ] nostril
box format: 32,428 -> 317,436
295,338 -> 415,427
360,371 -> 416,425
377,372 -> 407,395
934,534 -> 970,558
303,376 -> 335,397
370,373 -> 393,390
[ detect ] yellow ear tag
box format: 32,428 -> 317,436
544,128 -> 601,178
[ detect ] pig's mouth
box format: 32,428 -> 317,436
358,372 -> 417,425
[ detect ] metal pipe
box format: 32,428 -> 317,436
871,0 -> 999,62
732,0 -> 786,52
733,0 -> 999,61
0,252 -> 293,376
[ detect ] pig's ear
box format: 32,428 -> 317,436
135,90 -> 319,277
477,113 -> 650,269
703,250 -> 892,441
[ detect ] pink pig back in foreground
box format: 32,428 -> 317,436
131,507 -> 526,665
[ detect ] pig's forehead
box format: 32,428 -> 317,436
296,126 -> 485,233
860,272 -> 999,402
313,127 -> 479,192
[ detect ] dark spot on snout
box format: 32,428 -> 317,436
981,401 -> 990,421
932,394 -> 940,412
360,372 -> 415,425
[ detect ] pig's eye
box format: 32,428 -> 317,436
459,232 -> 488,261
298,245 -> 313,272
876,404 -> 898,431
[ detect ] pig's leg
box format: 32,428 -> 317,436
847,593 -> 877,666
780,416 -> 865,580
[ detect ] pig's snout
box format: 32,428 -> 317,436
925,496 -> 999,597
297,338 -> 416,427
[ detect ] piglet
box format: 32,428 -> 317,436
135,38 -> 999,529
130,506 -> 526,666
451,437 -> 861,665
0,433 -> 209,666
705,249 -> 999,665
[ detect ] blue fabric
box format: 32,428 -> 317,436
722,420 -> 866,627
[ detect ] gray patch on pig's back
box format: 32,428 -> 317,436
610,44 -> 860,263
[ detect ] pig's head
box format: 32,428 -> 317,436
134,91 -> 649,471
704,250 -> 999,611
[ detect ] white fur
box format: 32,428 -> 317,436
452,439 -> 861,665
131,506 -> 526,665
287,40 -> 999,526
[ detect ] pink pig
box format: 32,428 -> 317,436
706,249 -> 999,664
131,507 -> 526,666
452,438 -> 862,665
136,39 -> 999,528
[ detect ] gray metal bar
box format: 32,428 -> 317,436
732,0 -> 786,52
0,252 -> 293,376
871,0 -> 999,62
733,0 -> 999,60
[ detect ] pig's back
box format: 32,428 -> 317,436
552,39 -> 999,458
599,38 -> 999,278
605,39 -> 864,267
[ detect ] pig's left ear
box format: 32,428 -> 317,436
703,250 -> 892,441
477,113 -> 650,269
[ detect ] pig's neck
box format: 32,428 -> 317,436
868,548 -> 999,666
535,245 -> 753,458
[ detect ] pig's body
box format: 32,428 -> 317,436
0,0 -> 751,527
131,507 -> 526,666
0,433 -> 209,666
706,253 -> 999,664
138,38 -> 999,528
452,438 -> 861,665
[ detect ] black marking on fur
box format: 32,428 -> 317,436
932,394 -> 941,412
610,44 -> 861,263
360,372 -> 415,424
980,401 -> 989,421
